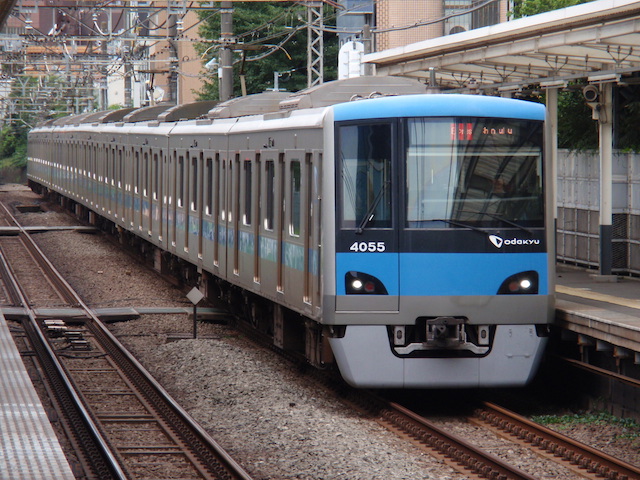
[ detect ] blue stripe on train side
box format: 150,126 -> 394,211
336,252 -> 548,296
332,94 -> 545,122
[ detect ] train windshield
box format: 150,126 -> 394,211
405,117 -> 544,229
339,123 -> 393,230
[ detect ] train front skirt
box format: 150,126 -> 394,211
329,324 -> 547,388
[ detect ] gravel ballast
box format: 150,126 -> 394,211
5,184 -> 639,479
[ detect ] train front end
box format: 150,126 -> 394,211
324,94 -> 554,388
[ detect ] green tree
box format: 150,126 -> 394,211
1,74 -> 72,169
511,0 -> 589,18
197,2 -> 338,100
511,0 -> 640,152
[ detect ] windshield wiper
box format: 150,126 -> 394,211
356,181 -> 390,235
428,218 -> 488,235
457,209 -> 534,234
480,212 -> 533,234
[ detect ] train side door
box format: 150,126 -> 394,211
237,150 -> 257,287
229,153 -> 241,279
187,151 -> 202,264
281,149 -> 311,308
215,152 -> 228,277
117,147 -> 125,225
335,122 -> 400,312
141,148 -> 151,235
258,150 -> 281,296
166,149 -> 178,254
202,151 -> 216,270
131,148 -> 140,230
108,145 -> 115,218
151,149 -> 161,243
174,149 -> 188,255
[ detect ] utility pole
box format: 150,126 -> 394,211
362,24 -> 373,76
307,1 -> 324,88
219,1 -> 234,101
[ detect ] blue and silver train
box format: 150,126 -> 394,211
27,76 -> 554,388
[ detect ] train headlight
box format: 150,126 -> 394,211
498,271 -> 538,295
345,271 -> 388,295
519,279 -> 532,290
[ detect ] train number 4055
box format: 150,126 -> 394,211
349,241 -> 386,253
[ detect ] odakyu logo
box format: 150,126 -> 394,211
489,234 -> 540,249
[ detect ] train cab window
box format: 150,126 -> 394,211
265,160 -> 275,231
404,118 -> 544,229
338,123 -> 393,230
243,159 -> 252,226
289,161 -> 301,237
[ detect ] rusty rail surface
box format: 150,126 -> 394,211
475,402 -> 640,480
0,201 -> 254,480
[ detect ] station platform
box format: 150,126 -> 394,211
555,264 -> 640,362
0,313 -> 75,480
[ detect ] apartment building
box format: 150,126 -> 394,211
338,0 -> 508,51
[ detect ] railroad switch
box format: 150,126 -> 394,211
69,340 -> 91,351
46,325 -> 67,337
44,319 -> 68,337
64,330 -> 83,341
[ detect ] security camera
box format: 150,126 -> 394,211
582,85 -> 599,103
582,85 -> 602,120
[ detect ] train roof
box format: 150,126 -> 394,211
158,101 -> 219,122
121,103 -> 176,123
42,76 -> 426,128
31,77 -> 545,132
279,76 -> 427,110
207,91 -> 291,119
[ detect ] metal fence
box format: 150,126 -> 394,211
557,150 -> 640,275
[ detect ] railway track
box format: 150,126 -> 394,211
472,402 -> 640,480
367,391 -> 640,480
230,300 -> 640,480
0,202 -> 253,480
6,192 -> 639,480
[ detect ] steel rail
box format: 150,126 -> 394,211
558,355 -> 640,389
0,201 -> 254,480
379,400 -> 539,480
0,241 -> 128,480
476,402 -> 640,480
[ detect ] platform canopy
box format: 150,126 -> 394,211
364,0 -> 640,92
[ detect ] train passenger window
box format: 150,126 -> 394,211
290,161 -> 301,237
144,152 -> 149,197
191,156 -> 198,212
205,157 -> 213,216
178,155 -> 185,208
243,159 -> 252,226
118,150 -> 123,189
153,153 -> 159,200
338,124 -> 393,230
265,160 -> 275,231
219,158 -> 226,221
134,151 -> 140,194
